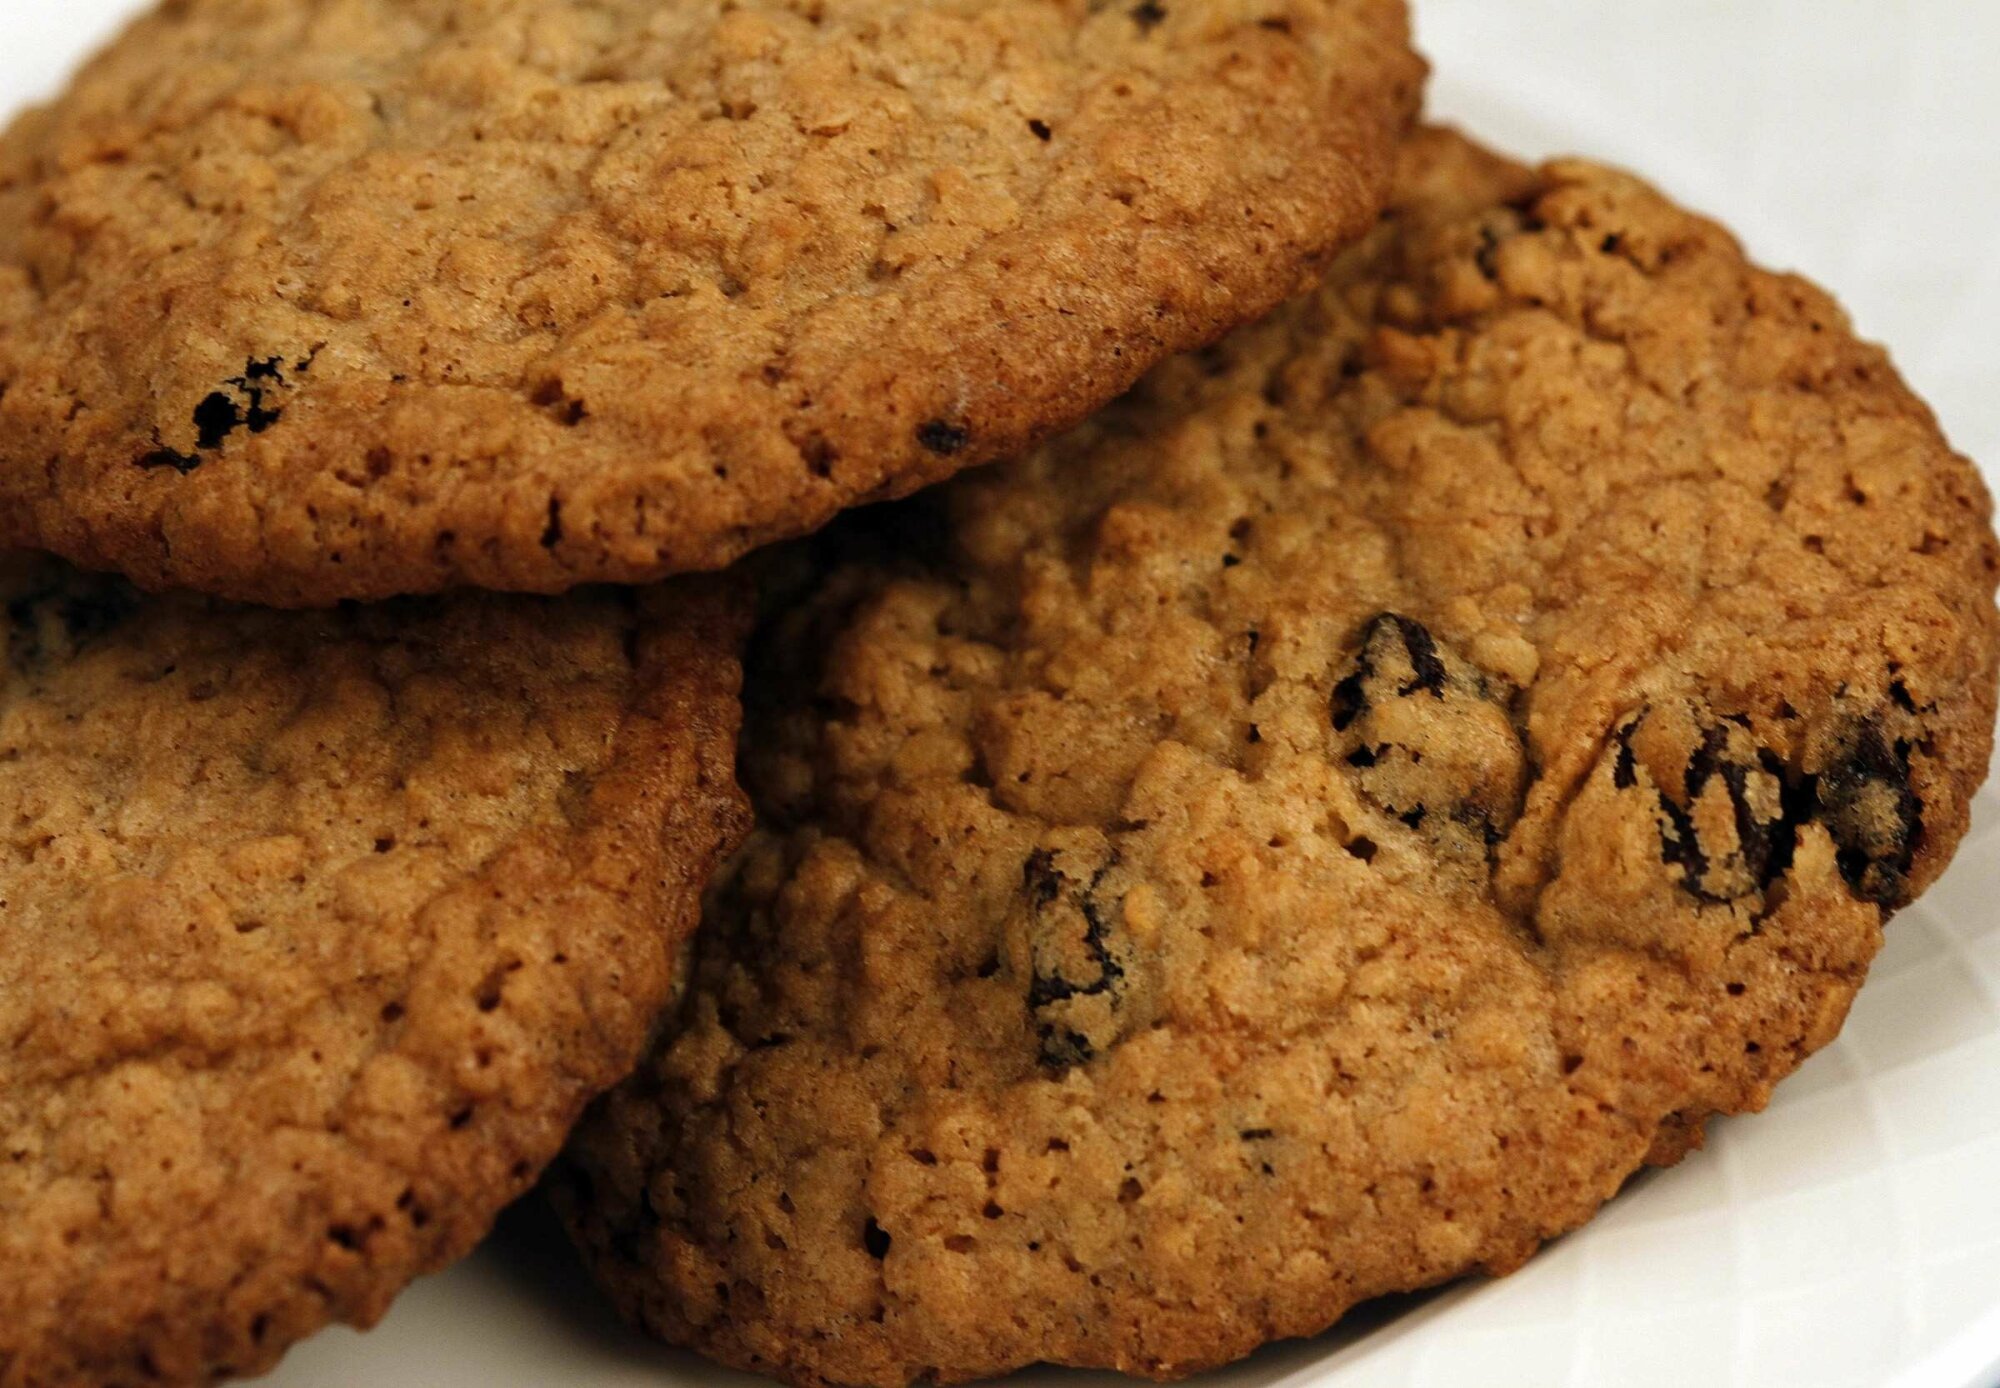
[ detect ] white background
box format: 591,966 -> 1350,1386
5,3 -> 1999,1386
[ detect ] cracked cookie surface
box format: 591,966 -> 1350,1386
0,0 -> 1421,605
553,128 -> 2000,1386
0,555 -> 748,1387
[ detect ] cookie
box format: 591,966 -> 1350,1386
0,0 -> 1422,606
0,554 -> 748,1386
552,128 -> 2000,1386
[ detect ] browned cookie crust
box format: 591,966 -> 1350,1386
0,0 -> 1421,606
553,128 -> 2000,1386
0,557 -> 748,1387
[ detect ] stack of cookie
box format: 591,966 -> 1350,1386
1,4 -> 1993,1387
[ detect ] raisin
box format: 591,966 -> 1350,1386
1817,718 -> 1922,907
1612,700 -> 1923,910
1020,847 -> 1129,1071
136,447 -> 202,473
1330,613 -> 1525,877
1332,613 -> 1446,731
1130,0 -> 1167,31
916,420 -> 970,456
193,392 -> 243,449
166,356 -> 296,459
1616,712 -> 1792,908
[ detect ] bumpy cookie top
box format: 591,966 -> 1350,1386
554,129 -> 2000,1387
0,0 -> 1420,606
0,556 -> 746,1387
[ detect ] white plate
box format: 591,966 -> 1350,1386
8,4 -> 2000,1386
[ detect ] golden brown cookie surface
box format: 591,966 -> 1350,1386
0,0 -> 1420,605
0,556 -> 747,1387
553,129 -> 1999,1387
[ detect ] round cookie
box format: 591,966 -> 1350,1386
0,0 -> 1422,606
552,128 -> 2000,1386
0,555 -> 748,1386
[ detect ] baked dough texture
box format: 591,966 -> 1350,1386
0,555 -> 748,1387
553,129 -> 2000,1385
0,0 -> 1422,605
